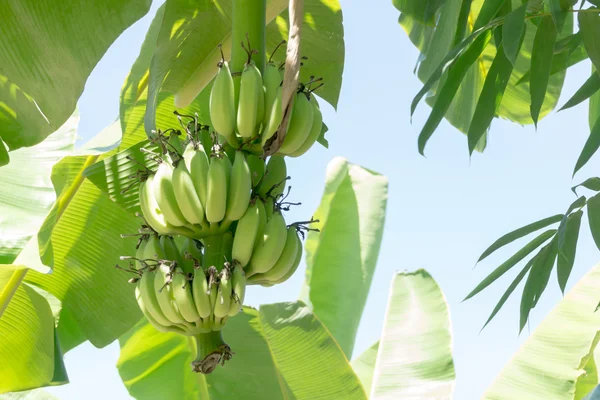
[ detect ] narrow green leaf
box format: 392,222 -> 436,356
557,210 -> 583,293
391,0 -> 446,25
473,0 -> 508,31
452,0 -> 472,47
573,177 -> 600,195
468,39 -> 520,154
517,41 -> 587,85
418,30 -> 493,154
481,258 -> 535,331
579,11 -> 600,74
503,4 -> 528,65
477,214 -> 563,262
370,270 -> 455,399
592,68 -> 600,128
465,229 -> 557,301
587,193 -> 600,250
573,117 -> 600,177
520,236 -> 558,332
300,157 -> 388,358
530,16 -> 559,126
559,73 -> 600,112
485,262 -> 600,399
411,26 -> 493,117
547,0 -> 568,33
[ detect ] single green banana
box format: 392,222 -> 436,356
232,201 -> 261,267
278,92 -> 314,155
171,266 -> 201,323
253,199 -> 267,252
256,156 -> 287,198
272,240 -> 303,284
256,82 -> 265,132
287,95 -> 323,157
154,262 -> 187,325
135,285 -> 187,334
246,154 -> 265,188
137,236 -> 172,327
153,161 -> 188,227
250,227 -> 300,283
160,236 -> 184,268
213,268 -> 232,319
135,237 -> 148,270
139,177 -> 171,235
209,61 -> 236,139
228,264 -> 246,317
247,211 -> 287,275
208,268 -> 219,314
172,160 -> 206,226
184,143 -> 210,211
262,62 -> 282,126
225,151 -> 252,222
264,197 -> 275,220
192,267 -> 213,319
236,62 -> 262,138
205,156 -> 228,223
261,86 -> 283,145
223,150 -> 233,190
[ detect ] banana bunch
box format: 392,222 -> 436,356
139,140 -> 253,238
133,234 -> 246,335
209,57 -> 323,156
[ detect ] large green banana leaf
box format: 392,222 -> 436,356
398,0 -> 570,139
118,303 -> 367,400
299,157 -> 388,358
483,262 -> 600,400
0,115 -> 79,394
141,0 -> 344,134
0,0 -> 151,165
351,270 -> 455,399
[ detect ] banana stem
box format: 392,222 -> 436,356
202,234 -> 226,271
191,331 -> 232,374
231,0 -> 267,74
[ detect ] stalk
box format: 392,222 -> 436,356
202,234 -> 225,271
230,0 -> 267,74
191,331 -> 232,374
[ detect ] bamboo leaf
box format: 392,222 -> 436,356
477,214 -> 563,262
560,72 -> 600,112
503,4 -> 528,65
547,0 -> 568,33
573,117 -> 600,176
579,11 -> 600,74
465,229 -> 557,301
474,0 -> 508,31
573,177 -> 600,195
520,236 -> 558,332
587,193 -> 600,250
391,0 -> 446,25
418,30 -> 493,154
557,210 -> 583,293
468,37 -> 521,154
530,16 -> 559,126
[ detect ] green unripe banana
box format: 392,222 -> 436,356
272,240 -> 303,284
247,211 -> 288,276
154,262 -> 187,325
153,161 -> 187,227
135,237 -> 148,270
261,86 -> 283,145
172,267 -> 201,323
246,154 -> 265,188
232,201 -> 261,267
135,285 -> 185,334
254,200 -> 267,253
180,237 -> 203,275
262,62 -> 282,126
257,156 -> 287,198
172,160 -> 206,226
225,151 -> 252,222
183,143 -> 210,211
228,264 -> 246,317
192,267 -> 213,319
237,62 -> 262,138
209,61 -> 236,139
250,227 -> 300,283
288,95 -> 323,157
137,236 -> 172,327
278,92 -> 314,155
160,236 -> 184,268
264,197 -> 275,220
139,177 -> 171,235
213,268 -> 232,319
205,156 -> 228,223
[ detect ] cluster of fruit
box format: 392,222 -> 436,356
210,47 -> 323,156
119,39 -> 323,373
130,234 -> 245,336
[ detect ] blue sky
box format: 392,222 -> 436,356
47,1 -> 600,399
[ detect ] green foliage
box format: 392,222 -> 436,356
300,157 -> 388,358
118,304 -> 368,400
0,0 -> 151,165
